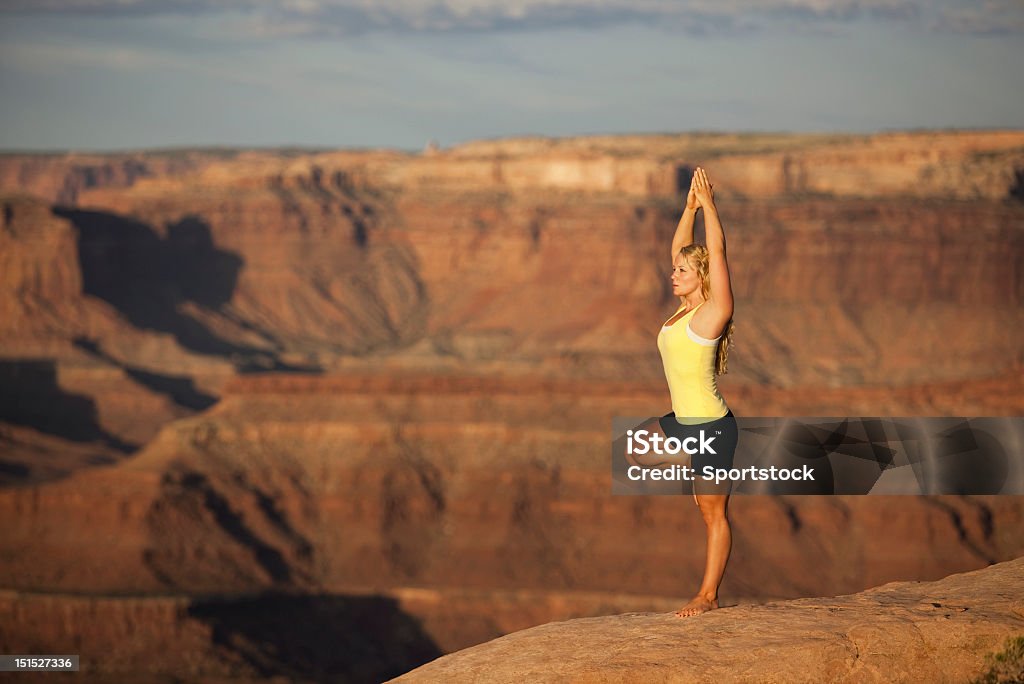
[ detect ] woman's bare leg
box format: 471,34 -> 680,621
674,493 -> 731,617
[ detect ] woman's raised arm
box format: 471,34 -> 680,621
670,172 -> 700,259
693,168 -> 734,322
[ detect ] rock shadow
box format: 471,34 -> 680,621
58,208 -> 321,373
0,359 -> 135,451
1010,167 -> 1024,202
72,337 -> 217,411
675,164 -> 695,194
187,592 -> 442,683
142,464 -> 320,591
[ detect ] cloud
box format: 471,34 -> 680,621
929,0 -> 1024,35
2,0 -> 1021,36
0,0 -> 213,16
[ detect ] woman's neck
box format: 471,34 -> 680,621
681,296 -> 705,311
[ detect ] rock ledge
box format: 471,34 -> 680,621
394,557 -> 1024,683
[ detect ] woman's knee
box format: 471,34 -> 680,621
696,495 -> 729,524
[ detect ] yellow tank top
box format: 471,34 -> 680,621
657,302 -> 729,425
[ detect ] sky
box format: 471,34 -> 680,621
1,0 -> 1022,152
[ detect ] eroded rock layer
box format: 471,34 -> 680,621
1,132 -> 1023,679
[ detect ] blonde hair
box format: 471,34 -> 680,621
677,244 -> 734,375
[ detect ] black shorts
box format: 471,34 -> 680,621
659,410 -> 738,486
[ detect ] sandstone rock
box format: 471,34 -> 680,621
393,556 -> 1024,683
2,372 -> 1022,604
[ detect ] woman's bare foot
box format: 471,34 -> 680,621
673,595 -> 718,617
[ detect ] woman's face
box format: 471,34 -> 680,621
671,253 -> 700,297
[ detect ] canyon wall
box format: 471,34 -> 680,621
1,131 -> 1022,677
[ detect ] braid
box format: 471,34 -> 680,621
716,320 -> 734,375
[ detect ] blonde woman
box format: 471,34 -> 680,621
657,167 -> 737,617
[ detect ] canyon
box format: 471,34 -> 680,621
1,130 -> 1022,680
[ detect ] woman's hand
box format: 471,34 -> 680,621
694,167 -> 715,209
685,171 -> 699,211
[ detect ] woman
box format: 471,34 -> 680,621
657,167 -> 737,618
